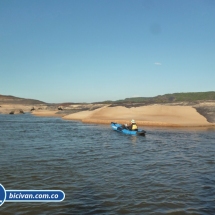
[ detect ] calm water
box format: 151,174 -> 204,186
0,114 -> 215,215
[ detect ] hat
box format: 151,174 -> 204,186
131,119 -> 135,123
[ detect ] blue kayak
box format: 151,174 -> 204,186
111,122 -> 146,136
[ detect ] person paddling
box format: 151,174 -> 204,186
127,119 -> 138,131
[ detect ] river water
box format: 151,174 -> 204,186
0,114 -> 215,215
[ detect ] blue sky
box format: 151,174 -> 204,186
0,0 -> 215,103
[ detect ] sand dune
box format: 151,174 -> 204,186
63,105 -> 214,127
1,102 -> 214,127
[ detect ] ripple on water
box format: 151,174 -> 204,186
0,115 -> 215,214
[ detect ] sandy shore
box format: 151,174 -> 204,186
0,104 -> 33,114
1,103 -> 214,127
0,104 -> 63,117
62,105 -> 214,127
31,110 -> 63,117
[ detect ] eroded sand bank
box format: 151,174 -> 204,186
62,105 -> 214,127
0,104 -> 63,117
2,103 -> 214,127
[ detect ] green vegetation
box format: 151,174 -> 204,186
0,94 -> 46,105
97,91 -> 215,104
1,91 -> 215,105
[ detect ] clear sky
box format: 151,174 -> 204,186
0,0 -> 215,103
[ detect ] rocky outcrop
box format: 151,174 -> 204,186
9,109 -> 24,114
19,109 -> 24,114
54,104 -> 107,115
58,106 -> 63,111
194,102 -> 215,123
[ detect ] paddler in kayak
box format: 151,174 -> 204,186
126,119 -> 138,131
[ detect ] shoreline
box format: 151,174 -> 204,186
62,105 -> 215,128
31,110 -> 65,117
80,119 -> 214,127
1,103 -> 215,128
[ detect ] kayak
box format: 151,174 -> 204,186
111,122 -> 146,136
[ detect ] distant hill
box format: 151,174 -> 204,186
1,91 -> 215,106
0,94 -> 46,105
106,91 -> 215,105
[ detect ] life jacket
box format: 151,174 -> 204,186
131,123 -> 138,130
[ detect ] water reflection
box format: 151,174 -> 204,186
130,135 -> 137,145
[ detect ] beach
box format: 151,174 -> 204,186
62,104 -> 214,127
1,102 -> 215,127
